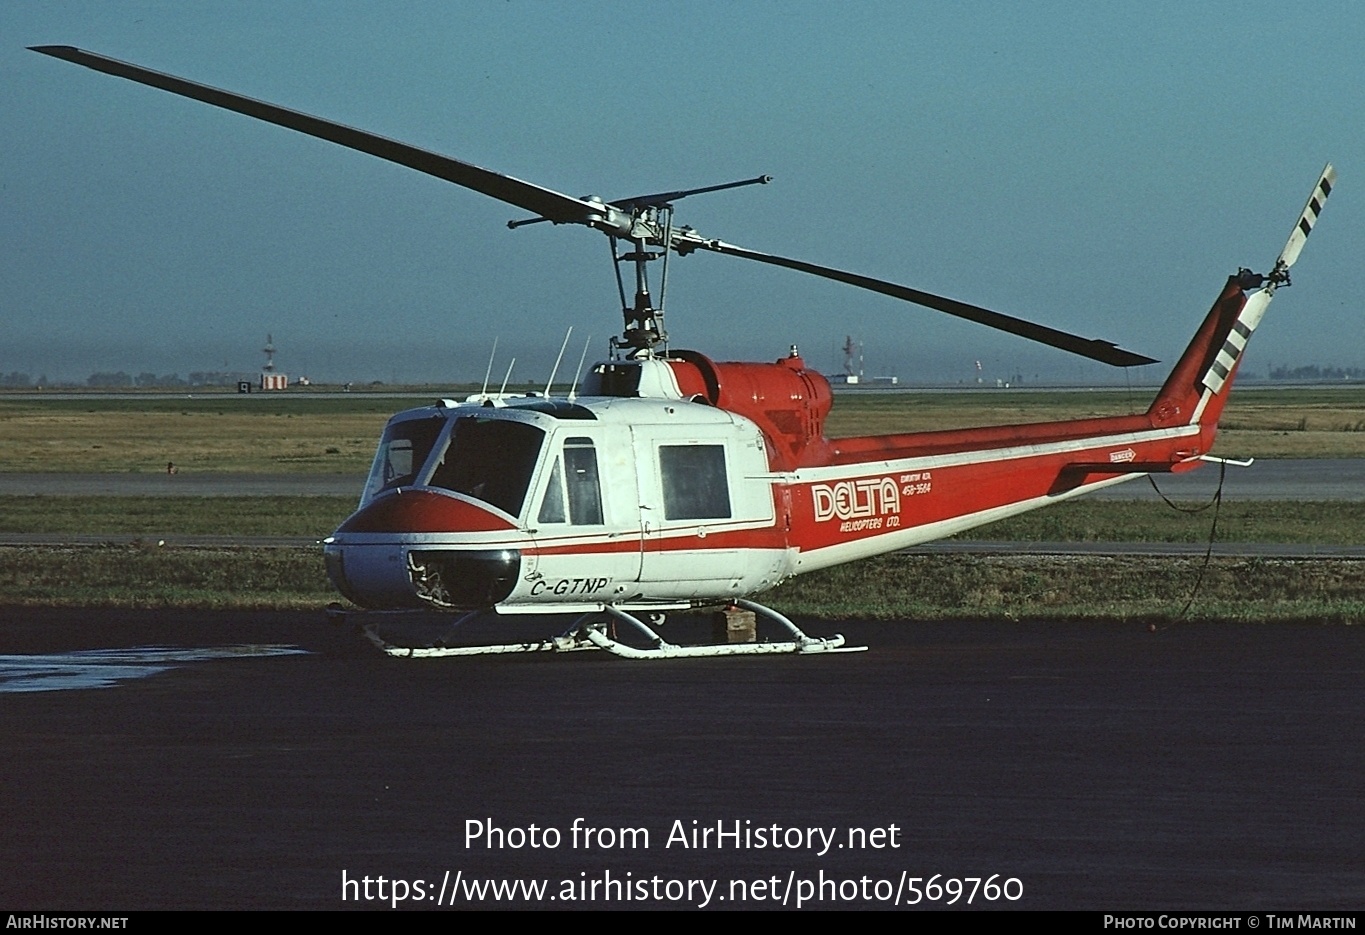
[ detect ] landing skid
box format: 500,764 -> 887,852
350,599 -> 866,659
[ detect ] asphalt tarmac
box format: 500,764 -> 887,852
2,608 -> 1361,910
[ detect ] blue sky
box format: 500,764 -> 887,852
2,2 -> 1360,384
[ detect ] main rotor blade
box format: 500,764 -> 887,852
29,45 -> 601,227
611,175 -> 773,212
674,233 -> 1158,367
508,175 -> 773,228
31,44 -> 1158,368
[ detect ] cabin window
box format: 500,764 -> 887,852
365,416 -> 444,498
427,417 -> 545,518
536,437 -> 604,525
564,438 -> 604,525
537,459 -> 566,524
659,444 -> 731,520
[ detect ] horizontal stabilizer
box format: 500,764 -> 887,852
1060,460 -> 1201,476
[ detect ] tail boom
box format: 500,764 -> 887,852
798,165 -> 1336,566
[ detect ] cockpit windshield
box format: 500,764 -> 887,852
363,415 -> 444,501
427,417 -> 546,518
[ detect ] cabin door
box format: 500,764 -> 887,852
629,426 -> 779,598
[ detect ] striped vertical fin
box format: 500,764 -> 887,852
1199,290 -> 1271,396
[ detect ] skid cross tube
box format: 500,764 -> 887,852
354,601 -> 865,659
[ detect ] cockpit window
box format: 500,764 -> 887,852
536,437 -> 604,526
364,416 -> 444,500
427,417 -> 545,518
537,458 -> 567,524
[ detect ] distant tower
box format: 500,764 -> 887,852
259,333 -> 288,390
841,335 -> 863,384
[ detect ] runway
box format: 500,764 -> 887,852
2,608 -> 1361,910
1081,458 -> 1365,501
0,458 -> 1361,499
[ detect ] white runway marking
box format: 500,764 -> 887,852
0,644 -> 306,693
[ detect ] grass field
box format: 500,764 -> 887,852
0,494 -> 1360,622
3,385 -> 1365,473
0,395 -> 396,474
767,552 -> 1365,623
2,545 -> 1361,623
0,545 -> 331,610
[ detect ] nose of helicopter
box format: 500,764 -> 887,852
334,489 -> 517,534
324,489 -> 523,609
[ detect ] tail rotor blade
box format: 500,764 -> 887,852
1277,163 -> 1336,271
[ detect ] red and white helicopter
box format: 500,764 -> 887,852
33,46 -> 1335,659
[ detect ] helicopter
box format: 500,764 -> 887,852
31,46 -> 1335,659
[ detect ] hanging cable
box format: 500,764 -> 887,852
1147,458 -> 1227,625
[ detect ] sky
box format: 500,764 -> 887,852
2,2 -> 1361,386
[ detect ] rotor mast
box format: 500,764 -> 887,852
611,205 -> 671,355
509,173 -> 772,355
590,176 -> 773,356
